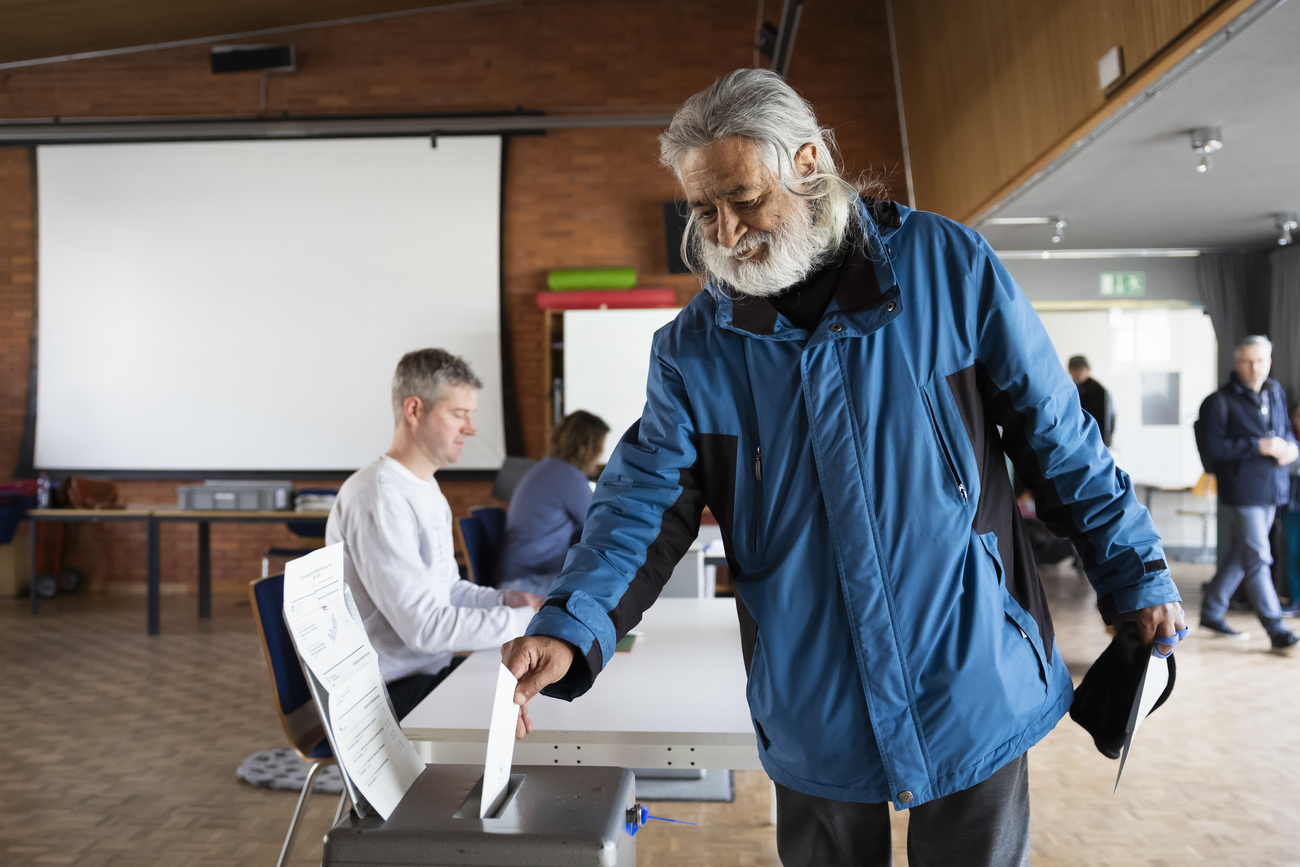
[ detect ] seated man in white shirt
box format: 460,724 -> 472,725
327,348 -> 542,718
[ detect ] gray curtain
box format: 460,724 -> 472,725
1269,245 -> 1300,404
1196,251 -> 1272,386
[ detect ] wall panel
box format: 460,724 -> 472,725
893,0 -> 1228,221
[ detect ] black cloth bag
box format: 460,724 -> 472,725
1069,621 -> 1176,759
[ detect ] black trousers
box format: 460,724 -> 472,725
385,656 -> 465,720
774,752 -> 1031,867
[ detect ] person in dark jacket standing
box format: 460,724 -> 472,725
1068,355 -> 1114,446
501,69 -> 1185,867
1198,335 -> 1300,649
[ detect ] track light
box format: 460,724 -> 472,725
1190,126 -> 1222,173
984,215 -> 1067,245
1278,213 -> 1298,246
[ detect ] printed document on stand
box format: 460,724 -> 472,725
283,543 -> 424,819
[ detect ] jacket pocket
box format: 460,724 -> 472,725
921,385 -> 970,506
977,531 -> 1049,679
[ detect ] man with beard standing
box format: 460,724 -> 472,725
502,69 -> 1185,866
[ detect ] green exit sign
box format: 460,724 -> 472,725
1100,271 -> 1145,297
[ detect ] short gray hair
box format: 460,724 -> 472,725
1236,334 -> 1273,356
391,348 -> 482,424
659,68 -> 866,273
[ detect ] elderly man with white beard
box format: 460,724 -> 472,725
502,69 -> 1185,866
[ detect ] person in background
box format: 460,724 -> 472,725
1282,402 -> 1300,617
326,348 -> 542,718
1068,355 -> 1115,446
495,410 -> 610,595
1197,335 -> 1299,649
501,69 -> 1183,867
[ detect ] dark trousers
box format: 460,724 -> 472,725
774,752 -> 1031,867
385,656 -> 464,720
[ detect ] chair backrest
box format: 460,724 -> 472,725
470,505 -> 506,550
458,514 -> 499,587
491,457 -> 538,501
248,574 -> 332,761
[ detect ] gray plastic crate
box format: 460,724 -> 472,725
176,480 -> 292,511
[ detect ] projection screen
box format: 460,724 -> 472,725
35,135 -> 504,472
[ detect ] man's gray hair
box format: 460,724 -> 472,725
659,68 -> 865,275
1237,334 -> 1273,355
391,348 -> 482,424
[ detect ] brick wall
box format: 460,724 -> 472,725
0,0 -> 903,593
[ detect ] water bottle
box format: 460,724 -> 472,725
36,473 -> 50,509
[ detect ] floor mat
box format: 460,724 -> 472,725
237,748 -> 344,794
634,769 -> 734,802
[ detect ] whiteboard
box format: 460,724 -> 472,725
563,308 -> 683,463
35,136 -> 505,472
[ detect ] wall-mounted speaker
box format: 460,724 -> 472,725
210,45 -> 296,74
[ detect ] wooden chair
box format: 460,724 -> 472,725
248,573 -> 349,867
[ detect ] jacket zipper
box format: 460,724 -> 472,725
752,444 -> 764,544
922,391 -> 968,503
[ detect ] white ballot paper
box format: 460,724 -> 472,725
283,544 -> 424,819
481,663 -> 521,817
1114,652 -> 1171,792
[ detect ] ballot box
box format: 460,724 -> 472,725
322,763 -> 636,867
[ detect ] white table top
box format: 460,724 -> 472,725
402,597 -> 762,770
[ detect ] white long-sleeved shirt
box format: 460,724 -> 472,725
325,455 -> 534,682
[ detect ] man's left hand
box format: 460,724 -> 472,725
1114,602 -> 1188,656
503,590 -> 545,612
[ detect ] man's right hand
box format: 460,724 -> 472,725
1259,436 -> 1299,465
501,635 -> 575,739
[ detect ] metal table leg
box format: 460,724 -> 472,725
147,516 -> 160,635
197,521 -> 211,619
29,517 -> 38,616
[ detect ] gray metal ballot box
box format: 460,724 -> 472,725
322,764 -> 637,867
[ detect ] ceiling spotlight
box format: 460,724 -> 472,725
1050,219 -> 1068,244
1190,126 -> 1222,173
1278,212 -> 1298,246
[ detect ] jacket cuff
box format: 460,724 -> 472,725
1099,571 -> 1182,620
524,600 -> 607,700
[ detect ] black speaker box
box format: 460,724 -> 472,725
211,45 -> 296,74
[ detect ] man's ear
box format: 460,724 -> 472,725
794,143 -> 819,178
402,394 -> 424,426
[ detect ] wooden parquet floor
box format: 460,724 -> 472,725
0,562 -> 1295,866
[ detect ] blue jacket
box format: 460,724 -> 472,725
527,200 -> 1179,808
1199,375 -> 1296,507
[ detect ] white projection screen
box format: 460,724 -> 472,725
35,136 -> 505,472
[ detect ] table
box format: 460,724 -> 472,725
26,508 -> 330,635
402,597 -> 762,771
27,509 -> 153,621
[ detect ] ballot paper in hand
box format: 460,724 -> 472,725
481,663 -> 521,818
283,543 -> 424,819
1114,652 -> 1171,792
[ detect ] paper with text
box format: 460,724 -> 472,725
283,543 -> 423,819
1114,653 -> 1170,792
481,662 -> 520,818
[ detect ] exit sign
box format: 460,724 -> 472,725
1100,271 -> 1145,297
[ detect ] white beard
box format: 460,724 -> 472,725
697,199 -> 833,298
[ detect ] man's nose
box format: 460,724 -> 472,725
715,208 -> 745,249
464,416 -> 477,436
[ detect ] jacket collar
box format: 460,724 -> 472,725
712,197 -> 907,337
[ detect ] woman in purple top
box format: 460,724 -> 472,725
494,411 -> 609,595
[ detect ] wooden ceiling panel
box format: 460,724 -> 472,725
0,0 -> 477,64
